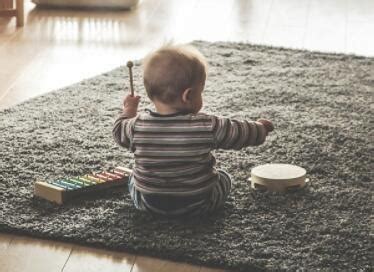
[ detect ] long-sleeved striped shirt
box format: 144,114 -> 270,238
112,110 -> 267,196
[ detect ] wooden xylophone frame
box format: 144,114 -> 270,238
34,166 -> 132,204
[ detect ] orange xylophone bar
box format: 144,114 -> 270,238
34,166 -> 132,204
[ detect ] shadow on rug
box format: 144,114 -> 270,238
0,41 -> 373,271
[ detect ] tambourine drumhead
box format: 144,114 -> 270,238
250,163 -> 308,192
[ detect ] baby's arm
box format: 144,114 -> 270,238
112,95 -> 140,149
211,116 -> 273,150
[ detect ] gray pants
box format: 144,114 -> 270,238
128,170 -> 232,217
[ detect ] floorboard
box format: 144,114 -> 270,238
62,245 -> 135,272
131,256 -> 201,272
0,233 -> 14,252
0,236 -> 72,272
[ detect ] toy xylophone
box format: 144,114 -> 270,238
34,166 -> 132,204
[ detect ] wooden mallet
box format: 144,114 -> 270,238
127,61 -> 135,96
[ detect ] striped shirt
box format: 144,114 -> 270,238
112,110 -> 267,196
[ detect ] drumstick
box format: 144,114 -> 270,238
127,61 -> 134,96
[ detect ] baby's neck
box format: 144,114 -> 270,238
153,100 -> 189,115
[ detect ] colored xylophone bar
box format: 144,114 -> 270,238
34,166 -> 132,205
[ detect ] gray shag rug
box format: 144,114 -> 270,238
0,41 -> 373,271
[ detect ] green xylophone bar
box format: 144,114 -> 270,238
34,166 -> 132,204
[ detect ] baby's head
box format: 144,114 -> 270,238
143,44 -> 208,114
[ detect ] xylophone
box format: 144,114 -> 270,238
34,166 -> 132,204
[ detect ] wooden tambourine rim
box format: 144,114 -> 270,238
249,177 -> 310,191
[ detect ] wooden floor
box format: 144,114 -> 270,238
0,233 -> 221,272
0,0 -> 373,271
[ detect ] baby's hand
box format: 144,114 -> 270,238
257,118 -> 274,134
123,95 -> 140,117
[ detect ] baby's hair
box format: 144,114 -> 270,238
142,44 -> 208,103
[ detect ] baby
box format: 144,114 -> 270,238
113,45 -> 273,217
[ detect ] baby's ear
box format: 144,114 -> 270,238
182,88 -> 193,103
